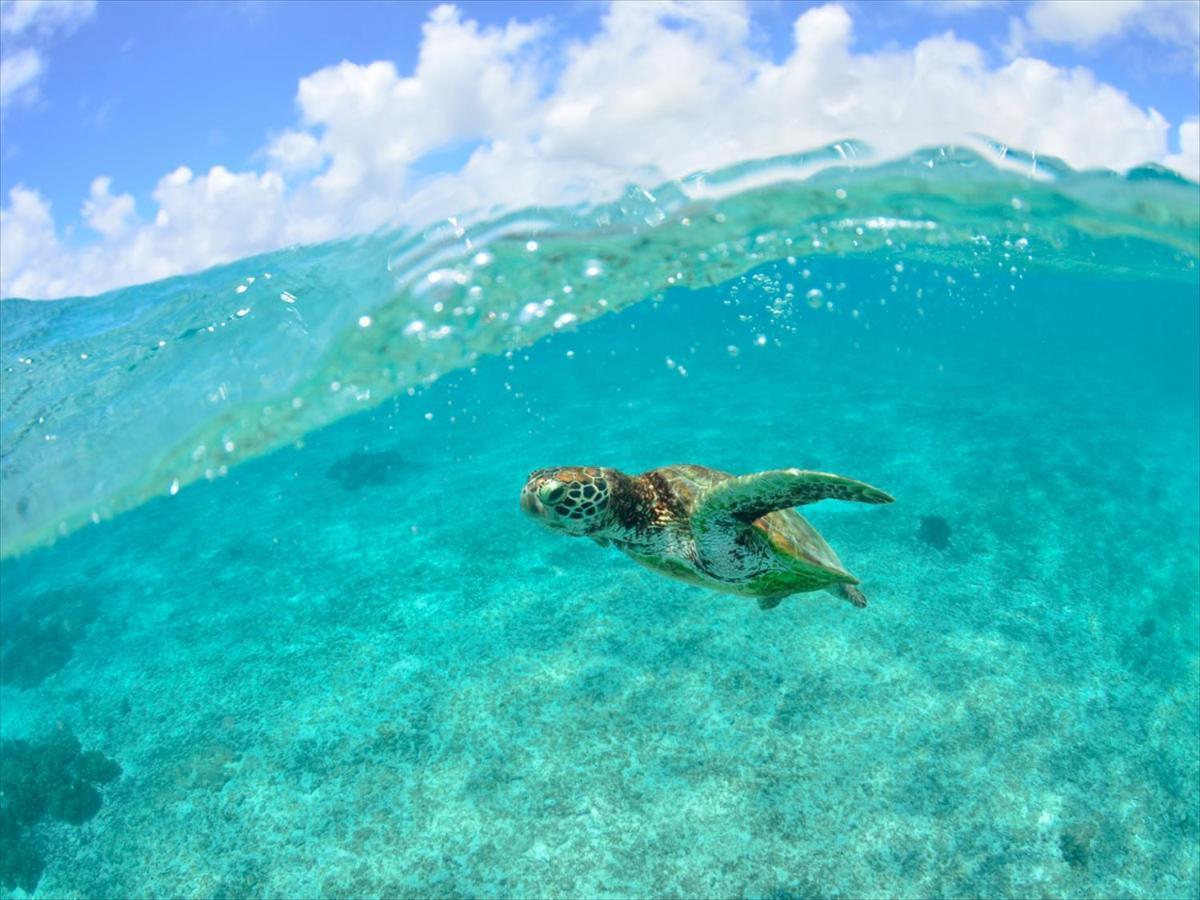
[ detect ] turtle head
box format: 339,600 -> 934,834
521,467 -> 615,536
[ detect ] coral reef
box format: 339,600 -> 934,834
0,807 -> 42,896
1059,823 -> 1096,870
0,730 -> 121,892
0,589 -> 99,689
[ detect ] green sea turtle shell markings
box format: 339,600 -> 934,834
659,464 -> 858,589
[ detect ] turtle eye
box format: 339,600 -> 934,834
541,484 -> 566,504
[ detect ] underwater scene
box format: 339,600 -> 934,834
1,147 -> 1198,899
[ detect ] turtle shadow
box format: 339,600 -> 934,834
325,449 -> 425,492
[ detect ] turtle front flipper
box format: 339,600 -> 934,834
695,469 -> 894,526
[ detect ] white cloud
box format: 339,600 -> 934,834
0,0 -> 96,112
0,0 -> 96,38
81,176 -> 137,239
0,1 -> 1195,299
0,46 -> 41,109
0,186 -> 70,298
280,5 -> 543,234
1009,0 -> 1200,68
140,165 -> 288,275
266,130 -> 324,173
1024,0 -> 1145,47
1164,119 -> 1200,182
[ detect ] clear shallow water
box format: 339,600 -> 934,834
1,148 -> 1198,898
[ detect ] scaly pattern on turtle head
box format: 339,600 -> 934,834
520,466 -> 616,536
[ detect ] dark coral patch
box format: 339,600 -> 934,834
1059,825 -> 1094,870
0,807 -> 43,897
0,730 -> 121,892
0,588 -> 100,690
917,515 -> 952,550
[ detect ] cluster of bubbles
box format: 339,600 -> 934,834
10,170 -> 1044,553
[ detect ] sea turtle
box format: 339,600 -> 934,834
520,465 -> 894,609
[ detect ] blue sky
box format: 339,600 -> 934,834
1,0 -> 1197,298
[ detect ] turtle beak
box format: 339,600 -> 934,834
520,486 -> 544,517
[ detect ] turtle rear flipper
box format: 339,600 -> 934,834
759,585 -> 866,610
831,583 -> 868,608
695,469 -> 894,526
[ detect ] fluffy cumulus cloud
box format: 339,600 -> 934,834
0,186 -> 66,298
1,1 -> 1196,299
81,176 -> 136,240
1164,118 -> 1200,180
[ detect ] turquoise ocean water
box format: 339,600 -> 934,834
1,147 -> 1198,898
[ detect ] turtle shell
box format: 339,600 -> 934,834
653,464 -> 853,582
